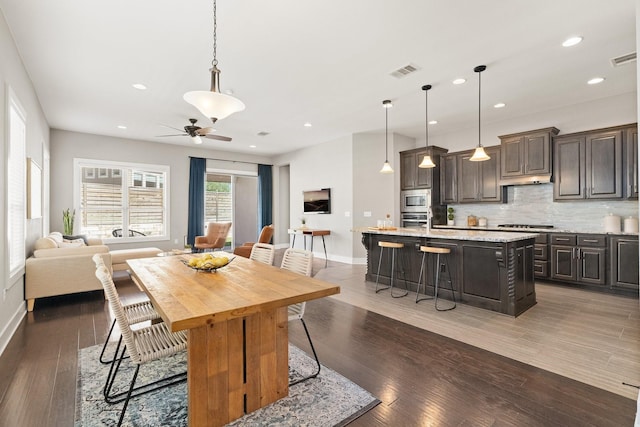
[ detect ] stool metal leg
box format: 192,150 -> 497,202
435,253 -> 456,312
390,248 -> 408,298
416,251 -> 434,303
375,247 -> 390,293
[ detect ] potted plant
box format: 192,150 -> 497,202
300,217 -> 307,229
447,207 -> 455,226
63,208 -> 75,235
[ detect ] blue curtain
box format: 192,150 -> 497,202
257,164 -> 273,230
187,157 -> 206,246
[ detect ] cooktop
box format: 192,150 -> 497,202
497,224 -> 554,229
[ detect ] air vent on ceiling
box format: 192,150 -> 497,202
390,63 -> 420,79
257,131 -> 270,136
611,52 -> 637,67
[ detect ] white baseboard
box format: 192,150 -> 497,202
0,302 -> 26,357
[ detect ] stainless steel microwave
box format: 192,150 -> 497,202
401,189 -> 431,213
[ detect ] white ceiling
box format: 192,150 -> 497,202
0,0 -> 636,156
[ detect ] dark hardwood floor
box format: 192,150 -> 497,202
0,275 -> 636,426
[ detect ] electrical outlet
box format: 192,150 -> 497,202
364,211 -> 372,217
344,211 -> 351,217
174,238 -> 178,244
440,264 -> 446,273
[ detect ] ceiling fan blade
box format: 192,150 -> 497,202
205,134 -> 232,142
160,124 -> 186,132
196,127 -> 216,135
156,133 -> 187,137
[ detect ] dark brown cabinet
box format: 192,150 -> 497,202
400,146 -> 447,190
624,126 -> 638,199
533,233 -> 549,278
443,145 -> 505,204
500,127 -> 559,183
609,235 -> 639,290
554,126 -> 624,200
550,234 -> 606,286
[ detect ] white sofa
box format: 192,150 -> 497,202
25,232 -> 111,311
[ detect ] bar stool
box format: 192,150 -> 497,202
416,245 -> 456,311
375,241 -> 408,298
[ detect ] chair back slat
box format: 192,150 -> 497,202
250,243 -> 275,265
93,254 -> 141,364
280,248 -> 313,277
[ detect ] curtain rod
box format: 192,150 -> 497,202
189,156 -> 272,166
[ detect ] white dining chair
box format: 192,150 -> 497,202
280,248 -> 320,385
93,255 -> 188,427
249,242 -> 275,265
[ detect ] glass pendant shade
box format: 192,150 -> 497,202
469,146 -> 490,161
419,155 -> 436,168
380,161 -> 394,173
190,135 -> 203,144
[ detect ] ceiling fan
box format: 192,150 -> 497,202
157,118 -> 232,144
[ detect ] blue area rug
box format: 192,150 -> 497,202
75,343 -> 379,426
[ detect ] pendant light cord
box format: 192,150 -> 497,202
425,88 -> 429,149
385,106 -> 389,161
478,69 -> 482,148
211,0 -> 218,67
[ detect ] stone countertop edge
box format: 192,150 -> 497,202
432,224 -> 640,236
355,227 -> 539,243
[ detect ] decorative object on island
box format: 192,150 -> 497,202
447,207 -> 455,225
183,0 -> 245,123
418,84 -> 436,168
380,100 -> 394,173
469,65 -> 491,162
300,217 -> 307,228
62,208 -> 75,235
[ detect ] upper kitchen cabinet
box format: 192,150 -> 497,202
624,125 -> 638,199
554,125 -> 624,200
499,127 -> 559,184
457,145 -> 506,203
440,153 -> 458,204
400,146 -> 448,190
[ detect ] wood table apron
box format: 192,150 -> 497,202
127,255 -> 340,427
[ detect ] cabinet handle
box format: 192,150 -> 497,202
577,248 -> 581,259
582,239 -> 599,243
556,238 -> 570,242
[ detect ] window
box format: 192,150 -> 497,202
205,173 -> 233,249
74,159 -> 170,242
7,88 -> 27,280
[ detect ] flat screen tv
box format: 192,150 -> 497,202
303,188 -> 331,214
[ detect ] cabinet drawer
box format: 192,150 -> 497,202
551,234 -> 577,245
534,233 -> 548,244
534,260 -> 548,277
577,235 -> 606,247
534,244 -> 548,260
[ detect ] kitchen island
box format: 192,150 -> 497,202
360,228 -> 539,316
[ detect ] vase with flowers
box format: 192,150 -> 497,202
447,207 -> 455,226
63,208 -> 75,235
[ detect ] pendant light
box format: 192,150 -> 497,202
380,100 -> 394,173
418,84 -> 436,168
469,65 -> 490,162
184,0 -> 245,123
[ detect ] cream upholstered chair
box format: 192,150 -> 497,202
234,224 -> 274,258
249,242 -> 275,265
92,255 -> 161,365
280,248 -> 320,385
93,255 -> 188,427
194,222 -> 232,252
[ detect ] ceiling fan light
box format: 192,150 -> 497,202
469,146 -> 490,161
191,135 -> 203,144
380,161 -> 394,173
418,155 -> 436,168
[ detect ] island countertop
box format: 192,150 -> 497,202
356,227 -> 539,243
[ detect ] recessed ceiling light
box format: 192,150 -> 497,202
132,83 -> 147,90
562,36 -> 583,47
452,78 -> 466,85
249,145 -> 256,148
588,77 -> 605,85
117,125 -> 127,129
494,102 -> 506,108
304,122 -> 312,127
428,120 -> 438,125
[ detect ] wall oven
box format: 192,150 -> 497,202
401,212 -> 429,228
401,189 -> 431,213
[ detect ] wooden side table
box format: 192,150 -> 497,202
288,228 -> 330,267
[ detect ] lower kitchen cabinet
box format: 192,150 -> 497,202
609,235 -> 639,290
550,234 -> 606,287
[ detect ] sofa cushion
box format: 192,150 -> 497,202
34,237 -> 58,250
49,232 -> 63,244
110,247 -> 162,265
33,245 -> 109,258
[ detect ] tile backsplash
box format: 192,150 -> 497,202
448,184 -> 639,233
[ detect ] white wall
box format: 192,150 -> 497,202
274,135 -> 354,262
50,129 -> 271,251
234,176 -> 258,246
274,164 -> 290,246
0,9 -> 50,354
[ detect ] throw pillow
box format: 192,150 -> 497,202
58,241 -> 84,248
63,238 -> 86,246
63,234 -> 89,245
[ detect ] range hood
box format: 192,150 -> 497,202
499,175 -> 552,186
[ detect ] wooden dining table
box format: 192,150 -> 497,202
126,254 -> 340,427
